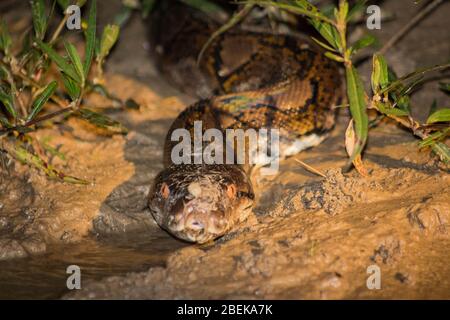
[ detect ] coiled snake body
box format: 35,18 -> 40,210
148,1 -> 342,243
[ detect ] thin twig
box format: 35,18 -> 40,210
24,102 -> 76,127
378,0 -> 444,55
49,13 -> 70,45
294,158 -> 327,178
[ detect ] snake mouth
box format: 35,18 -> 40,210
166,203 -> 230,243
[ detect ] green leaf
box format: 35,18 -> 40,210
394,95 -> 411,113
427,108 -> 450,124
371,53 -> 388,93
376,102 -> 409,116
31,0 -> 47,40
65,43 -> 84,81
27,81 -> 58,122
40,137 -> 66,161
0,111 -> 10,128
0,86 -> 16,119
324,51 -> 344,62
432,142 -> 450,163
350,34 -> 375,55
294,0 -> 341,50
36,39 -> 81,83
346,0 -> 367,22
64,42 -> 85,85
83,0 -> 97,77
337,0 -> 349,22
345,64 -> 368,159
77,108 -> 128,134
381,63 -> 450,95
8,143 -> 88,184
98,24 -> 120,60
311,37 -> 338,52
419,128 -> 449,148
62,74 -> 81,100
0,19 -> 12,55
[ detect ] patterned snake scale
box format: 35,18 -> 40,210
148,0 -> 342,243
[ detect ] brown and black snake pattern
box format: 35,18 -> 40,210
148,1 -> 342,243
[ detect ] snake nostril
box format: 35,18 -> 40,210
188,219 -> 204,231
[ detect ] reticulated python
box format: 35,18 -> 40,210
148,0 -> 342,243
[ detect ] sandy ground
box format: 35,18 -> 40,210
0,0 -> 449,299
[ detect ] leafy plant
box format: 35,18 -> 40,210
0,0 -> 127,183
238,0 -> 449,169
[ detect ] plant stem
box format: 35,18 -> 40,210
378,0 -> 444,55
25,101 -> 76,127
49,13 -> 70,45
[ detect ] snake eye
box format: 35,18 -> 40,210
226,184 -> 237,199
160,183 -> 170,199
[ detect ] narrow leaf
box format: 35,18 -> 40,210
31,0 -> 47,40
98,24 -> 120,59
311,37 -> 338,52
0,87 -> 16,119
350,34 -> 375,55
427,108 -> 450,124
36,39 -> 81,83
83,0 -> 97,77
65,42 -> 85,85
0,19 -> 12,54
376,102 -> 409,116
347,0 -> 367,22
0,111 -> 10,128
432,142 -> 450,163
324,51 -> 344,62
62,74 -> 81,100
6,143 -> 88,184
77,108 -> 127,134
345,64 -> 368,159
27,81 -> 57,122
294,0 -> 341,50
371,53 -> 388,93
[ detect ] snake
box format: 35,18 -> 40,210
147,0 -> 342,243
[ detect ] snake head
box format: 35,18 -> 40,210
148,164 -> 254,243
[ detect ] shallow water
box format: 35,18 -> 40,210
0,234 -> 186,299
